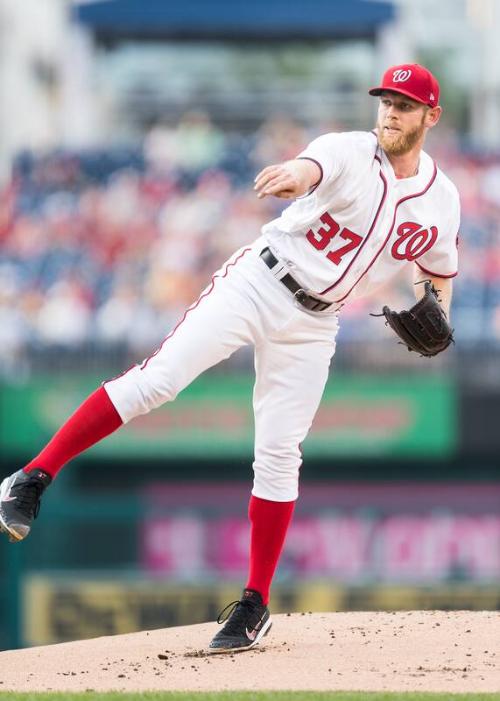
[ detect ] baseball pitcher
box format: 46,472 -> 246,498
0,64 -> 459,653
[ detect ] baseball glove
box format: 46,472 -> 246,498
374,281 -> 454,357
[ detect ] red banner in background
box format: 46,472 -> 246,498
141,482 -> 500,584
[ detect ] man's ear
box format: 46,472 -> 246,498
425,105 -> 442,128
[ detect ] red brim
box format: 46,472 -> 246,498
368,86 -> 431,106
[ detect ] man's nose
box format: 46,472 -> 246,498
385,106 -> 401,122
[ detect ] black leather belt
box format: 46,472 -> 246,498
259,247 -> 333,312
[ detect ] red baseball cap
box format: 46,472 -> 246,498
369,64 -> 440,108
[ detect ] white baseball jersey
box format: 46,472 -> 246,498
262,130 -> 459,307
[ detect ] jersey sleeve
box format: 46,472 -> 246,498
416,190 -> 460,278
296,132 -> 351,195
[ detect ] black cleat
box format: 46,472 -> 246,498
208,588 -> 272,653
0,468 -> 52,542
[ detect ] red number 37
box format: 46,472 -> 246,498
306,212 -> 362,265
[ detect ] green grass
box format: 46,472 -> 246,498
1,693 -> 500,701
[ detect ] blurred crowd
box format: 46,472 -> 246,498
0,112 -> 499,375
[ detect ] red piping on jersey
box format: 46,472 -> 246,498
138,247 -> 252,371
319,155 -> 388,295
416,261 -> 457,279
330,159 -> 439,304
103,363 -> 137,387
295,157 -> 324,197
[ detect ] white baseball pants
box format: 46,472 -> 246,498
104,238 -> 339,501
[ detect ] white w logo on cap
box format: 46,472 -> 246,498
393,69 -> 412,83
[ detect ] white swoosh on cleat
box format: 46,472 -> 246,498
1,483 -> 17,502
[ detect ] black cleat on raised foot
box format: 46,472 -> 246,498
208,588 -> 272,654
0,468 -> 52,542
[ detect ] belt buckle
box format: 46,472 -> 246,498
294,289 -> 309,305
294,288 -> 331,312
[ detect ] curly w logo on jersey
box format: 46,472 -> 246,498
391,222 -> 438,261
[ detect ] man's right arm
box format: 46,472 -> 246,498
254,158 -> 322,200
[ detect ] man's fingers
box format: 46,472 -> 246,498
254,173 -> 282,192
254,164 -> 282,183
254,165 -> 288,191
254,162 -> 302,199
256,181 -> 294,198
256,174 -> 291,195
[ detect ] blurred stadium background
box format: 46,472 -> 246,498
1,0 -> 500,650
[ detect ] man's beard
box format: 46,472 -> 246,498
377,118 -> 426,156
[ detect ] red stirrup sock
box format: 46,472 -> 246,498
23,386 -> 123,479
245,495 -> 295,605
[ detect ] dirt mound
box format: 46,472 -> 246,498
0,611 -> 498,693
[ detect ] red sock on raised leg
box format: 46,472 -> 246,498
23,386 -> 123,479
245,495 -> 295,605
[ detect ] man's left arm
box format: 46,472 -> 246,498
414,265 -> 453,319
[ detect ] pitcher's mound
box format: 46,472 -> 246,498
0,610 -> 499,693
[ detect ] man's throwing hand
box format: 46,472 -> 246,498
254,159 -> 321,200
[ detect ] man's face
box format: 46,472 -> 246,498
376,91 -> 429,156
